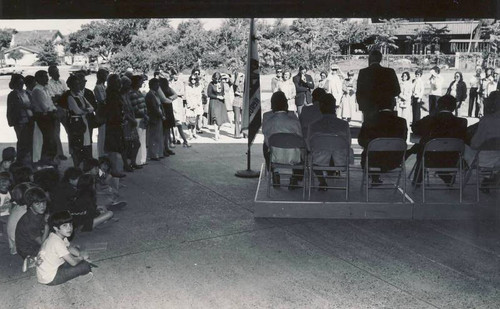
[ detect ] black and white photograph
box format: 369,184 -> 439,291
0,0 -> 499,308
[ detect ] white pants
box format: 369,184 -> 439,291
32,122 -> 42,163
136,118 -> 147,165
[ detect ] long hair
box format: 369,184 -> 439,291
188,74 -> 200,87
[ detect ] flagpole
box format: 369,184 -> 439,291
236,18 -> 260,178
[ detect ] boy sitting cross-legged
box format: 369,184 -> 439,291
37,211 -> 93,285
15,186 -> 49,272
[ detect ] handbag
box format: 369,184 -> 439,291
68,115 -> 86,135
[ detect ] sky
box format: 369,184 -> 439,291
0,18 -> 296,35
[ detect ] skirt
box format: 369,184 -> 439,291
162,103 -> 176,129
208,99 -> 229,126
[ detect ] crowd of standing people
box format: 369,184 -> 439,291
2,64 -> 248,285
263,50 -> 500,190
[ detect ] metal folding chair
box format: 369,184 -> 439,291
267,133 -> 307,199
419,138 -> 465,203
463,137 -> 500,201
361,138 -> 407,203
307,134 -> 350,200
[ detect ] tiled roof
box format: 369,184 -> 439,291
4,45 -> 41,54
393,21 -> 479,36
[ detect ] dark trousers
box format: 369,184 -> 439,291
35,113 -> 57,163
428,95 -> 440,116
14,121 -> 34,165
361,109 -> 378,123
233,106 -> 241,138
47,261 -> 91,286
468,87 -> 479,117
125,140 -> 140,163
411,96 -> 421,123
72,144 -> 93,168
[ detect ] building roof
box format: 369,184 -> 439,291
11,30 -> 63,48
3,45 -> 40,54
393,21 -> 479,36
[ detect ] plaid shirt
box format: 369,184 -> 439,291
128,90 -> 147,118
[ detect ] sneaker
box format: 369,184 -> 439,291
72,272 -> 94,284
107,201 -> 127,211
58,155 -> 68,160
169,143 -> 176,148
166,150 -> 175,155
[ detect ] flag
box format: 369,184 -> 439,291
241,18 -> 261,146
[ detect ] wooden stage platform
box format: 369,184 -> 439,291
254,164 -> 499,220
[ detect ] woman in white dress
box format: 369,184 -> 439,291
277,71 -> 297,114
340,71 -> 357,122
185,74 -> 203,139
398,71 -> 412,125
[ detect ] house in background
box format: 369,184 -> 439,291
370,19 -> 494,55
3,30 -> 64,66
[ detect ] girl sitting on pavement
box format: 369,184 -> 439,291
71,174 -> 113,232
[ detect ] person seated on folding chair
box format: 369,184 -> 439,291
308,93 -> 351,190
299,87 -> 325,139
406,95 -> 467,184
262,91 -> 304,189
358,106 -> 407,185
467,91 -> 500,189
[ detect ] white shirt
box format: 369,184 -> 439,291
31,84 -> 57,113
326,75 -> 343,103
0,192 -> 12,216
412,78 -> 424,99
37,232 -> 70,284
429,74 -> 443,96
47,79 -> 68,98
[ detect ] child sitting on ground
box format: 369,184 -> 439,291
0,172 -> 14,241
7,182 -> 36,255
49,167 -> 82,215
71,174 -> 113,232
15,186 -> 49,272
94,157 -> 127,211
0,147 -> 16,172
12,166 -> 34,186
37,211 -> 93,285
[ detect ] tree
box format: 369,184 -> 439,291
8,49 -> 23,64
0,28 -> 15,49
37,41 -> 58,65
67,19 -> 150,61
368,19 -> 404,54
414,23 -> 450,54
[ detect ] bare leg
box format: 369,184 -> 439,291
93,210 -> 114,228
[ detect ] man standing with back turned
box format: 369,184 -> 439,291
356,50 -> 400,122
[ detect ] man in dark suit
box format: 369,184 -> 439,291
358,107 -> 407,184
293,65 -> 314,115
356,50 -> 400,122
407,95 -> 468,184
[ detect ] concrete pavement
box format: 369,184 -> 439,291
0,139 -> 499,308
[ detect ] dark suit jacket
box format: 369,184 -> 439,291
293,73 -> 314,106
358,110 -> 407,170
411,111 -> 467,167
356,63 -> 400,112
